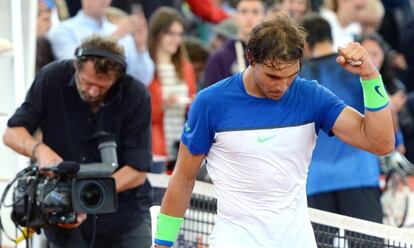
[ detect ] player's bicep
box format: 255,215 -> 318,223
331,106 -> 365,148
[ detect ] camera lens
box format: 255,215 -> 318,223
79,182 -> 104,209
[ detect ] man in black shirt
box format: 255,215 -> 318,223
3,36 -> 152,248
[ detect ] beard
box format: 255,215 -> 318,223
75,80 -> 103,106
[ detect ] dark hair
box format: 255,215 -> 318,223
74,36 -> 125,80
301,14 -> 332,49
148,7 -> 186,79
246,14 -> 306,68
184,37 -> 210,63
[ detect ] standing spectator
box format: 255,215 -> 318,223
202,0 -> 265,88
48,0 -> 154,85
147,7 -> 196,173
300,14 -> 383,228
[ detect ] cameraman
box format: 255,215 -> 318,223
3,36 -> 152,248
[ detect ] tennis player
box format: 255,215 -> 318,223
154,14 -> 394,248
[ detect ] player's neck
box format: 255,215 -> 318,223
243,67 -> 265,98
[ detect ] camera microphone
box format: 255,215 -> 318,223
43,161 -> 80,175
56,161 -> 80,174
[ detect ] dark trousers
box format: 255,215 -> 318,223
308,187 -> 383,248
48,213 -> 152,248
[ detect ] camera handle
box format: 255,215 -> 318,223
92,131 -> 118,170
74,131 -> 119,177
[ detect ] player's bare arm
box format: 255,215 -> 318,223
161,142 -> 204,217
155,143 -> 205,248
332,42 -> 394,155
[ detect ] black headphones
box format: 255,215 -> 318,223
74,47 -> 127,72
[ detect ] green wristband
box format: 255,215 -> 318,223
360,75 -> 389,111
155,213 -> 184,246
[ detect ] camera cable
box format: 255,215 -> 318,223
24,184 -> 33,248
0,166 -> 37,244
89,214 -> 96,248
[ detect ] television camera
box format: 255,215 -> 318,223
1,132 -> 119,232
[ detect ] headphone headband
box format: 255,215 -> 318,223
74,47 -> 127,70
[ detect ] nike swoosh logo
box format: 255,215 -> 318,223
184,123 -> 191,132
375,86 -> 385,98
257,134 -> 277,143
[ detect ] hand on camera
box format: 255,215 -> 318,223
34,143 -> 63,169
57,213 -> 87,229
336,42 -> 379,80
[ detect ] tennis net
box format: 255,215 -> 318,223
148,173 -> 414,248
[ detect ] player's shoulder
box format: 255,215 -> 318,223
291,76 -> 332,102
294,76 -> 320,90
